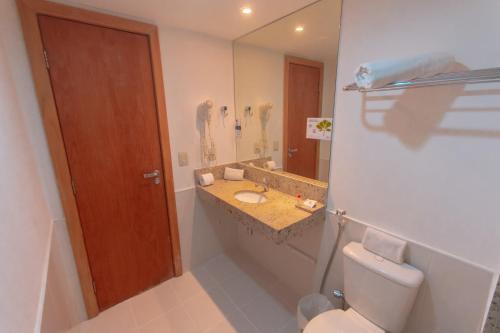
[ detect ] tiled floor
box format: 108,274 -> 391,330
66,251 -> 300,333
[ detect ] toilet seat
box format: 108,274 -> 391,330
304,308 -> 385,333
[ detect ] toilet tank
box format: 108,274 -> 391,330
343,242 -> 424,333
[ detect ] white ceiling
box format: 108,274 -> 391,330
50,0 -> 320,40
236,0 -> 342,62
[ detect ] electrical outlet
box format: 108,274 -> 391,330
178,152 -> 189,167
273,141 -> 280,151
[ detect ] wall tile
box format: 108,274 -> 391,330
316,211 -> 495,332
405,251 -> 493,333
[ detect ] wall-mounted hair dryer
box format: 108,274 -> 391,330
199,99 -> 214,122
257,102 -> 273,157
260,102 -> 273,123
198,99 -> 216,166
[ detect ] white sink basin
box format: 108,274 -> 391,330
234,190 -> 268,204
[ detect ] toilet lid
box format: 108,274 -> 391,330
304,309 -> 385,333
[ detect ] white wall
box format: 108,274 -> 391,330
0,3 -> 53,332
329,0 -> 500,272
237,221 -> 324,297
41,221 -> 86,333
160,26 -> 236,191
159,26 -> 239,270
1,1 -> 65,221
316,0 -> 500,331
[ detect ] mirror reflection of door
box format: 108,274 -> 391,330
283,56 -> 324,179
233,0 -> 341,183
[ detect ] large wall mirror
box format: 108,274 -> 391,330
233,0 -> 342,183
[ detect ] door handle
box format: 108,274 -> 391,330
144,170 -> 161,184
288,148 -> 298,157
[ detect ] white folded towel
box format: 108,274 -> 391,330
362,228 -> 407,264
264,160 -> 277,171
355,52 -> 455,89
303,199 -> 317,209
199,173 -> 214,186
224,167 -> 244,181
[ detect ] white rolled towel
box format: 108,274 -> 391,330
224,167 -> 244,181
199,173 -> 214,186
362,228 -> 407,264
264,160 -> 277,171
355,52 -> 455,89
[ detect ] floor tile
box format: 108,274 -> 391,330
277,318 -> 300,333
138,315 -> 174,333
64,325 -> 81,333
130,286 -> 170,326
139,306 -> 199,333
67,252 -> 299,333
153,279 -> 181,313
205,311 -> 258,333
171,267 -> 217,301
241,291 -> 294,333
217,308 -> 259,333
182,286 -> 236,332
79,300 -> 137,333
266,282 -> 301,314
219,271 -> 263,308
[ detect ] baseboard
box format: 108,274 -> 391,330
34,219 -> 55,333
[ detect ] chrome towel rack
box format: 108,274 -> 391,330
344,67 -> 500,92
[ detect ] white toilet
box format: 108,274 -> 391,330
305,242 -> 424,333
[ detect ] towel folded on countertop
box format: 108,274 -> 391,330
264,160 -> 277,171
199,173 -> 214,186
355,52 -> 455,89
303,199 -> 317,209
224,167 -> 244,181
362,228 -> 407,264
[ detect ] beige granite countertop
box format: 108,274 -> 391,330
197,179 -> 325,242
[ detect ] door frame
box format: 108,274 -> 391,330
16,0 -> 182,318
283,55 -> 324,178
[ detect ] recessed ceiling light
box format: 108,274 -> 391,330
241,7 -> 252,15
295,25 -> 304,32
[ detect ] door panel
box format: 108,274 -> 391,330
38,15 -> 174,310
285,60 -> 322,179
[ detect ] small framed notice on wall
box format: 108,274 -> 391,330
306,118 -> 333,141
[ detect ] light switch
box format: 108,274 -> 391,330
273,141 -> 280,151
178,152 -> 189,167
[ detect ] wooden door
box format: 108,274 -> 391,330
284,56 -> 323,179
38,15 -> 174,310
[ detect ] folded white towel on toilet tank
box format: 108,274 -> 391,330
362,228 -> 407,264
355,52 -> 455,89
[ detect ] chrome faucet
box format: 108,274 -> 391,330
255,177 -> 270,192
